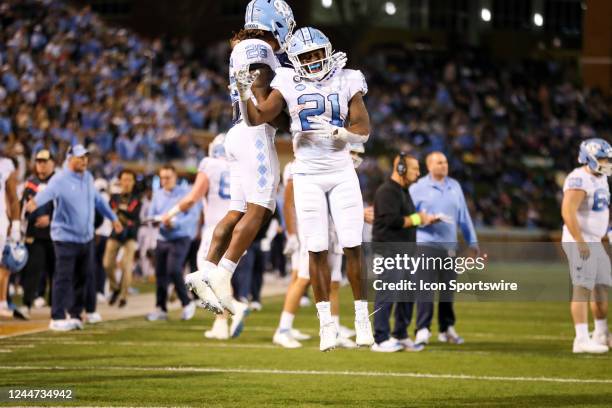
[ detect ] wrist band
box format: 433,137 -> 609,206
167,204 -> 181,219
409,213 -> 421,226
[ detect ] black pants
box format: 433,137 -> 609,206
416,247 -> 456,333
373,300 -> 414,344
52,240 -> 95,320
155,238 -> 192,312
231,241 -> 264,302
21,239 -> 55,308
94,235 -> 108,294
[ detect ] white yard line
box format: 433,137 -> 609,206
1,365 -> 610,384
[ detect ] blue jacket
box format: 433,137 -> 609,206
409,174 -> 478,248
33,169 -> 117,243
148,184 -> 200,241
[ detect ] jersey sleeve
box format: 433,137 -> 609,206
346,69 -> 368,100
563,170 -> 587,192
270,68 -> 293,97
198,158 -> 210,174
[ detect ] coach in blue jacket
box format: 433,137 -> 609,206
409,152 -> 478,346
26,145 -> 122,331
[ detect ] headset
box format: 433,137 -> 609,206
396,152 -> 407,176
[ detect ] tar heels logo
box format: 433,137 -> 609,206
295,84 -> 306,91
274,0 -> 292,18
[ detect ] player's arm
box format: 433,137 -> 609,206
561,189 -> 587,243
345,92 -> 370,139
243,89 -> 285,126
283,178 -> 297,236
6,170 -> 21,241
162,172 -> 209,222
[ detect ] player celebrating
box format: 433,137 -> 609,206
561,138 -> 612,353
185,0 -> 296,316
237,27 -> 374,351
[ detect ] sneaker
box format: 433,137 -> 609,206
299,296 -> 311,308
355,317 -> 375,347
13,306 -> 30,320
273,329 -> 302,348
118,299 -> 127,308
438,326 -> 464,344
415,328 -> 431,346
336,335 -> 358,349
0,306 -> 12,318
391,336 -> 424,352
33,296 -> 46,309
181,301 -> 196,321
146,308 -> 168,321
249,301 -> 263,312
371,338 -> 403,352
86,312 -> 103,324
320,321 -> 338,352
49,319 -> 77,331
230,300 -> 250,338
290,329 -> 311,341
109,290 -> 120,306
338,324 -> 356,339
573,336 -> 609,354
185,270 -> 223,314
205,267 -> 235,314
592,331 -> 612,348
204,317 -> 229,340
69,318 -> 84,330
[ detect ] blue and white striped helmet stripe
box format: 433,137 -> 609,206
302,27 -> 312,45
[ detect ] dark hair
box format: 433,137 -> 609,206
118,169 -> 136,180
230,29 -> 273,47
159,164 -> 176,174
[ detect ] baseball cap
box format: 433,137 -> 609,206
69,144 -> 89,158
35,149 -> 52,161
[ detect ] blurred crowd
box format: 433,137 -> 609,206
1,0 -> 611,231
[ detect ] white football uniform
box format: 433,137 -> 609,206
271,68 -> 367,252
562,166 -> 611,289
196,157 -> 231,270
284,161 -> 342,282
226,39 -> 281,213
0,157 -> 15,264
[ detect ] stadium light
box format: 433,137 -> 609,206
533,13 -> 544,27
384,2 -> 396,16
480,8 -> 491,22
321,0 -> 332,9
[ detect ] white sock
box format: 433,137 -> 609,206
0,301 -> 7,309
594,318 -> 608,334
316,301 -> 332,326
202,261 -> 217,273
332,315 -> 340,330
575,323 -> 589,340
354,300 -> 369,319
279,311 -> 294,331
219,258 -> 238,275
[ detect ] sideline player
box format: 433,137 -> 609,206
561,138 -> 612,353
238,27 -> 374,351
185,0 -> 296,316
0,154 -> 21,318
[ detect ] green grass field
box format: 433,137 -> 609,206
1,287 -> 611,407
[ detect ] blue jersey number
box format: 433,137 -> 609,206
592,189 -> 610,212
298,93 -> 343,131
219,171 -> 231,200
246,44 -> 268,60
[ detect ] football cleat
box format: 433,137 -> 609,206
205,267 -> 235,315
49,319 -> 77,331
415,328 -> 431,346
391,337 -> 424,352
338,324 -> 356,339
573,337 -> 609,354
69,318 -> 84,330
273,329 -> 302,349
592,331 -> 612,348
438,326 -> 464,344
230,300 -> 250,338
181,301 -> 196,321
204,317 -> 230,340
319,321 -> 338,352
355,318 -> 375,347
146,308 -> 168,321
185,270 -> 223,315
336,335 -> 358,349
290,329 -> 311,341
371,338 -> 403,353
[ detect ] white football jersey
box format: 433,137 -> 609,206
229,39 -> 280,121
198,157 -> 231,228
0,157 -> 15,220
271,67 -> 368,174
282,160 -> 294,185
562,167 -> 610,241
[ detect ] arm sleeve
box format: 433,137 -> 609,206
374,186 -> 404,230
33,175 -> 59,208
347,70 -> 368,100
95,190 -> 118,222
456,184 -> 478,246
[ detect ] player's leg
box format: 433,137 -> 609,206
590,245 -> 611,347
0,218 -> 10,317
329,250 -> 357,348
328,167 -> 373,347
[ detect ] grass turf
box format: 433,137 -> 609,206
0,287 -> 610,407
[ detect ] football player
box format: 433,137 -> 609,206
183,0 -> 295,316
237,27 -> 374,351
561,138 -> 612,353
